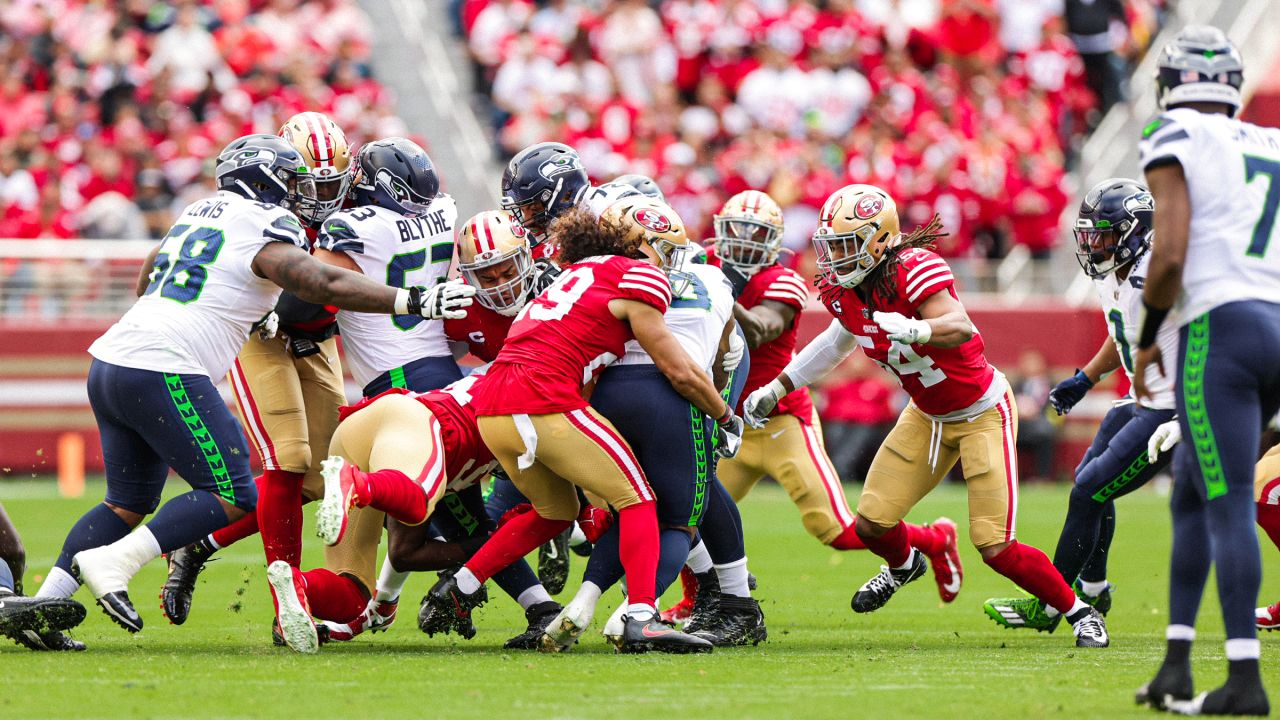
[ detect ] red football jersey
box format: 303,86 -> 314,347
473,255 -> 672,415
705,247 -> 815,422
444,302 -> 516,363
817,248 -> 995,417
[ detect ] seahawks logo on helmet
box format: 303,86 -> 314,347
229,147 -> 276,167
1123,192 -> 1154,214
538,155 -> 583,180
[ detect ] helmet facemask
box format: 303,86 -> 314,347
646,234 -> 693,296
460,245 -> 535,317
814,222 -> 889,288
1074,219 -> 1142,278
279,167 -> 318,220
308,171 -> 351,224
714,215 -> 782,271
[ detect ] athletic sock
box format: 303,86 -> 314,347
211,474 -> 267,550
699,479 -> 745,564
0,558 -> 14,593
626,602 -> 657,619
257,470 -> 304,566
492,558 -> 544,605
35,566 -> 80,599
374,556 -> 409,603
1078,578 -> 1109,596
715,557 -> 751,598
581,526 -> 624,591
454,567 -> 483,595
146,491 -> 232,553
572,580 -> 603,611
686,539 -> 713,574
616,502 -> 660,608
299,568 -> 368,623
1079,500 -> 1116,584
829,524 -> 867,550
1056,598 -> 1091,621
516,584 -> 553,610
104,526 -> 163,578
1256,501 -> 1280,552
53,503 -> 132,573
462,511 -> 571,583
655,528 -> 694,597
858,519 -> 911,568
905,522 -> 945,555
360,468 -> 429,525
984,541 -> 1077,615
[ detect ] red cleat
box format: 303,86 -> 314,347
266,561 -> 319,653
367,598 -> 398,632
1256,602 -> 1280,631
316,457 -> 367,546
660,567 -> 699,624
925,517 -> 963,603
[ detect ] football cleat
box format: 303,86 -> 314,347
601,602 -> 628,648
1136,660 -> 1195,711
504,600 -> 562,650
1067,606 -> 1109,648
681,570 -> 722,635
273,616 -> 330,647
539,596 -> 595,653
537,528 -> 572,595
319,615 -> 365,643
690,595 -> 767,647
924,517 -> 963,603
161,540 -> 215,625
982,596 -> 1062,633
1074,580 -> 1114,616
617,610 -> 713,655
316,456 -> 366,546
12,628 -> 86,652
421,570 -> 486,639
266,561 -> 319,654
1165,685 -> 1270,717
1255,602 -> 1280,631
367,597 -> 398,633
851,549 -> 926,614
72,546 -> 143,633
0,593 -> 87,649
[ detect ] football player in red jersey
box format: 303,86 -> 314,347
420,206 -> 744,653
744,184 -> 1109,648
160,111 -> 352,628
682,190 -> 960,622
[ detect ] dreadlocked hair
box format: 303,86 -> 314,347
864,213 -> 948,310
553,206 -> 644,265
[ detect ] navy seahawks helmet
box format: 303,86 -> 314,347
614,173 -> 665,201
1074,178 -> 1154,278
349,137 -> 439,218
1156,25 -> 1244,116
215,134 -> 317,216
500,142 -> 589,242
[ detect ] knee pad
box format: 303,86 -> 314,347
801,509 -> 840,544
270,438 -> 311,476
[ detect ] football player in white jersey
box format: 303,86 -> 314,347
30,134 -> 474,642
984,179 -> 1179,632
1132,26 -> 1280,715
315,137 -> 464,397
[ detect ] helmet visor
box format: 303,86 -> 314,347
715,217 -> 780,269
460,246 -> 534,315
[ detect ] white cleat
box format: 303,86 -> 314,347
601,602 -> 628,649
267,561 -> 319,654
538,596 -> 595,653
316,456 -> 355,546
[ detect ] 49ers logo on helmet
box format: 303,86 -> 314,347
854,195 -> 884,220
634,207 -> 672,233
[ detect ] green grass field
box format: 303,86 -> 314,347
2,479 -> 1277,719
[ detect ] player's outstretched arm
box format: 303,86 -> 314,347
616,299 -> 729,420
252,241 -> 400,314
734,299 -> 796,349
743,318 -> 859,427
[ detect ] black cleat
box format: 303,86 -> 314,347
161,541 -> 215,625
13,629 -> 86,652
1165,660 -> 1270,717
617,611 -> 712,654
691,595 -> 767,647
1067,606 -> 1109,648
420,570 -> 487,638
681,571 -> 722,635
96,591 -> 143,633
537,528 -> 572,595
851,549 -> 927,614
503,601 -> 562,650
1136,660 -> 1195,711
0,593 -> 87,649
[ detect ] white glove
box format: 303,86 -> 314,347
873,311 -> 932,345
721,331 -> 745,374
743,378 -> 786,429
252,311 -> 279,340
715,413 -> 745,459
398,280 -> 477,320
1147,419 -> 1181,462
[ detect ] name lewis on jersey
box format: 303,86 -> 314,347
190,199 -> 227,219
397,208 -> 450,243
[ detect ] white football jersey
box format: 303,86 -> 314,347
1139,108 -> 1280,325
617,262 -> 734,373
1092,251 -> 1178,409
317,197 -> 457,388
89,192 -> 307,380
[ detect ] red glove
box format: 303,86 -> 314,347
576,505 -> 614,544
497,502 -> 534,528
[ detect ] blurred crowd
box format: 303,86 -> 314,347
457,0 -> 1164,263
0,0 -> 405,243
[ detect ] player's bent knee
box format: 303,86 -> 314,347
978,540 -> 1011,561
854,513 -> 892,539
271,440 -> 312,476
102,501 -> 148,528
802,510 -> 840,543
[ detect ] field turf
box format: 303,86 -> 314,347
2,479 -> 1278,719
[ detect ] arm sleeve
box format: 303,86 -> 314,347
617,263 -> 672,312
782,318 -> 861,389
1138,112 -> 1195,172
315,216 -> 364,255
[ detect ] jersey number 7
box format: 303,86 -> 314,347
1245,155 -> 1280,258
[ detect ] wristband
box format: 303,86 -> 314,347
1137,301 -> 1169,349
393,287 -> 412,315
716,407 -> 733,425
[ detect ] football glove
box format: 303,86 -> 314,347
1147,419 -> 1181,462
721,263 -> 751,299
399,280 -> 477,320
873,311 -> 932,345
721,330 -> 746,374
743,378 -> 786,428
576,505 -> 614,545
252,311 -> 279,340
1048,370 -> 1094,415
715,412 -> 745,459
